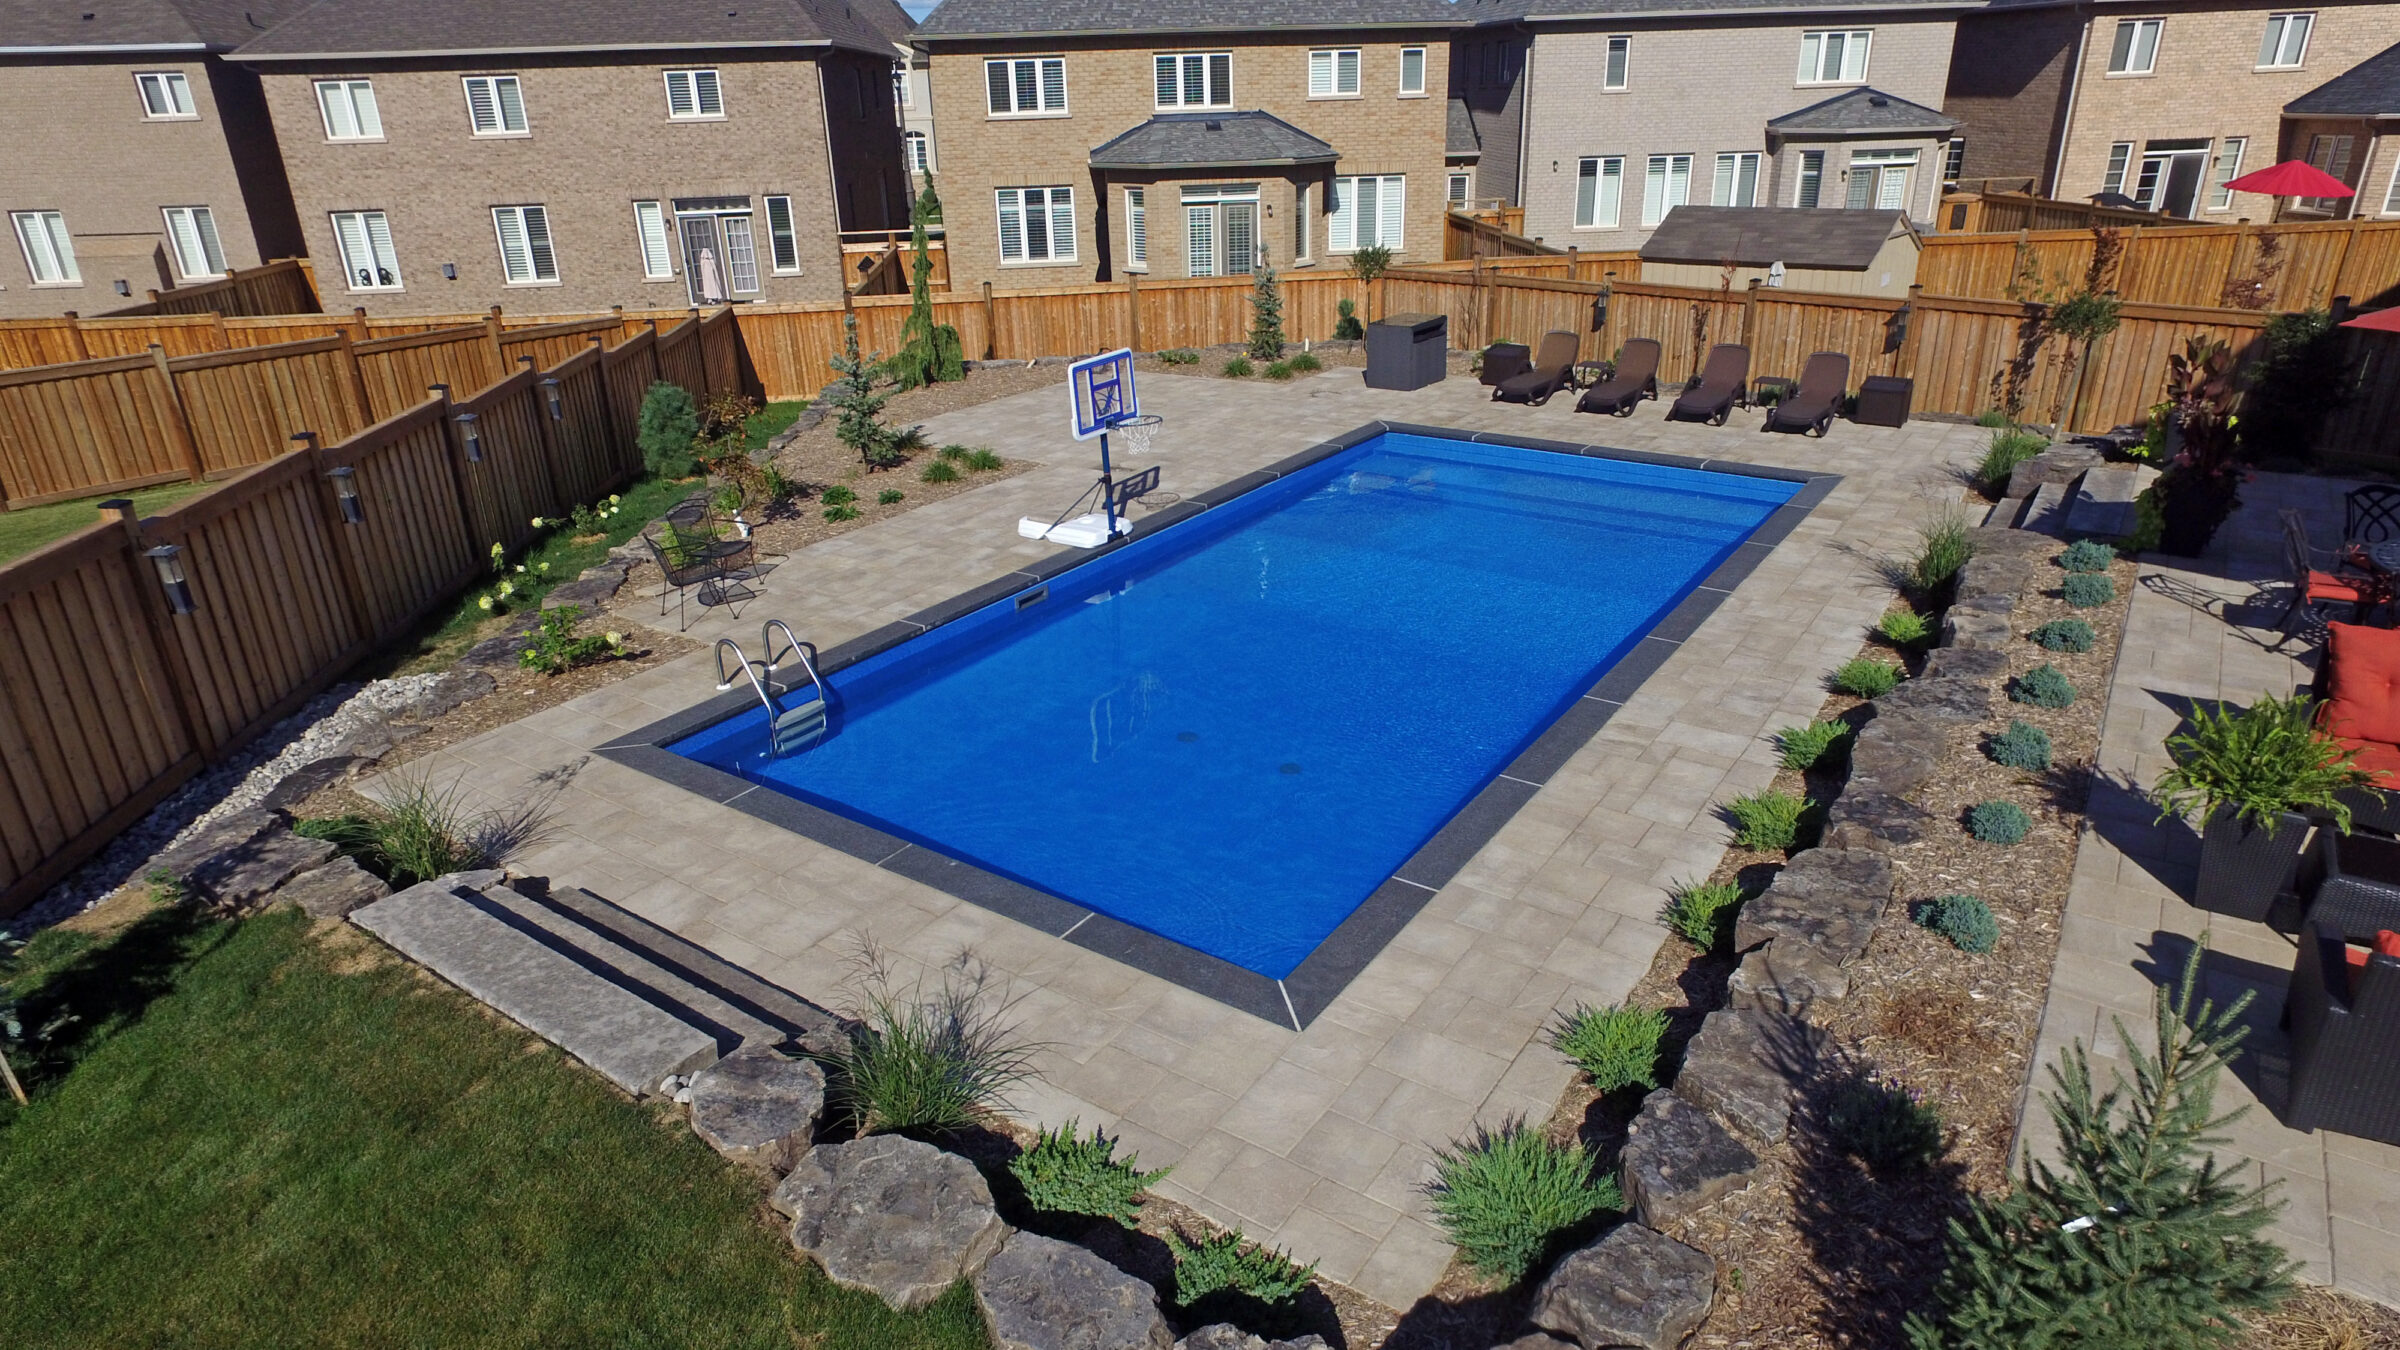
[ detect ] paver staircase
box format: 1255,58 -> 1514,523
1984,442 -> 2156,540
351,872 -> 845,1097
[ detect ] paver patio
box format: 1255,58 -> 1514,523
2021,470 -> 2400,1309
372,366 -> 1985,1307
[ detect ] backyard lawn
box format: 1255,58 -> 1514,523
0,480 -> 210,565
0,900 -> 986,1350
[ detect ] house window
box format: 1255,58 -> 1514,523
1329,174 -> 1403,250
1399,47 -> 1426,95
1576,156 -> 1623,228
895,67 -> 911,109
1944,137 -> 1967,185
491,205 -> 558,283
1641,154 -> 1691,227
315,79 -> 381,140
1847,150 -> 1916,210
1713,152 -> 1761,207
1603,37 -> 1630,91
904,130 -> 931,174
1448,170 -> 1473,204
162,206 -> 225,279
1797,30 -> 1870,85
765,195 -> 800,272
634,202 -> 673,278
2258,13 -> 2312,69
2303,133 -> 2355,212
1796,150 -> 1824,207
462,75 -> 529,135
1309,49 -> 1361,97
1294,182 -> 1311,261
1126,187 -> 1147,269
996,186 -> 1075,262
2101,142 -> 2133,195
663,69 -> 724,119
986,58 -> 1067,115
1183,183 -> 1259,277
12,211 -> 78,284
1155,52 -> 1231,109
2107,19 -> 2161,75
330,210 -> 399,290
720,215 -> 760,294
136,71 -> 195,118
2206,138 -> 2246,210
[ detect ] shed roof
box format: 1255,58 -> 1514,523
1768,86 -> 1955,136
1638,206 -> 1913,270
916,0 -> 1462,39
0,0 -> 310,51
1091,111 -> 1338,169
2285,39 -> 2400,117
236,0 -> 905,60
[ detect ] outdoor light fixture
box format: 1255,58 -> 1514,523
1886,301 -> 1913,353
146,544 -> 195,615
327,465 -> 364,524
113,279 -> 132,296
441,262 -> 458,280
542,376 -> 564,420
456,411 -> 483,462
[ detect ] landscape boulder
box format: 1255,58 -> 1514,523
686,1044 -> 826,1172
1732,848 -> 1892,962
277,856 -> 391,919
1618,1089 -> 1758,1228
148,810 -> 339,909
1940,594 -> 2015,651
1725,941 -> 1849,1012
1177,1327 -> 1330,1350
1488,1337 -> 1576,1350
1875,675 -> 1991,727
774,1134 -> 1007,1310
1672,1008 -> 1826,1145
1820,790 -> 1929,853
973,1230 -> 1174,1350
1530,1223 -> 1716,1350
1919,645 -> 2009,683
1845,714 -> 1944,801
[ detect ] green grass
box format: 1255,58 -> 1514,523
742,400 -> 807,453
0,480 -> 210,565
0,904 -> 988,1350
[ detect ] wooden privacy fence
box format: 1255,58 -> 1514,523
1918,216 -> 2400,311
1933,191 -> 2183,234
100,258 -> 323,318
0,306 -> 739,914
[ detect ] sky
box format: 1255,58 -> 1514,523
901,0 -> 939,17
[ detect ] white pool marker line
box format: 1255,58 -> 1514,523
1498,772 -> 1543,788
875,842 -> 912,867
1390,875 -> 1439,892
1060,912 -> 1094,939
1277,981 -> 1301,1031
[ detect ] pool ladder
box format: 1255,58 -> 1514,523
715,620 -> 828,758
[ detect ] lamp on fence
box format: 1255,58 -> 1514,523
113,280 -> 131,297
456,411 -> 483,462
327,466 -> 365,524
146,545 -> 196,615
541,376 -> 564,421
1885,300 -> 1913,355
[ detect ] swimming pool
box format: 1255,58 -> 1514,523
623,425 -> 1826,1026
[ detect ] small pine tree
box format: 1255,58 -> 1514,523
635,381 -> 700,478
1333,297 -> 1365,341
1905,940 -> 2295,1349
890,184 -> 962,391
1247,257 -> 1285,361
829,315 -> 900,470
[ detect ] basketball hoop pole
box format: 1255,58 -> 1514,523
1098,423 -> 1118,537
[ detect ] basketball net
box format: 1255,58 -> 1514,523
1113,414 -> 1163,459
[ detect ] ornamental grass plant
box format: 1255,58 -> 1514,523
1423,1119 -> 1620,1283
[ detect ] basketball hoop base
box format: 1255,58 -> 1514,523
1018,512 -> 1133,549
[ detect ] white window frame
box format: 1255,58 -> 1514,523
2206,137 -> 2247,211
329,210 -> 401,292
13,210 -> 79,285
1575,156 -> 1623,229
491,204 -> 559,284
995,186 -> 1076,264
2107,19 -> 2162,76
1603,36 -> 1630,92
461,75 -> 530,137
1944,136 -> 1967,186
1448,170 -> 1473,204
2385,157 -> 2400,217
135,71 -> 196,119
663,68 -> 725,120
1125,187 -> 1148,270
1795,150 -> 1825,207
1293,182 -> 1312,263
719,214 -> 761,295
1641,154 -> 1691,227
1713,152 -> 1762,208
1328,174 -> 1404,252
2258,13 -> 2312,69
764,195 -> 801,273
161,206 -> 226,280
1154,52 -> 1232,110
634,201 -> 674,280
315,79 -> 382,141
904,129 -> 932,174
1308,49 -> 1362,98
1797,30 -> 1871,86
985,57 -> 1067,116
894,67 -> 912,110
2101,141 -> 2134,196
1398,47 -> 1427,96
1847,149 -> 1917,210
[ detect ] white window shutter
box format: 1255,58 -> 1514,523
1339,50 -> 1359,94
1187,205 -> 1214,276
319,82 -> 355,139
496,209 -> 531,280
334,213 -> 371,285
695,70 -> 722,115
1128,189 -> 1145,264
192,208 -> 224,274
1378,175 -> 1403,248
1050,188 -> 1075,259
364,213 -> 397,283
997,189 -> 1024,261
666,70 -> 695,116
1309,51 -> 1331,96
497,77 -> 525,130
522,207 -> 555,279
1155,56 -> 1176,106
1329,179 -> 1354,250
1040,59 -> 1064,111
466,78 -> 498,132
635,202 -> 670,277
986,62 -> 1010,114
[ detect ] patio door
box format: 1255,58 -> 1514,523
673,196 -> 760,304
1182,184 -> 1259,277
2135,140 -> 2209,218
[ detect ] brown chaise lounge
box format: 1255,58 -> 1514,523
1491,330 -> 1581,406
1575,338 -> 1661,417
1666,343 -> 1750,426
1764,351 -> 1849,436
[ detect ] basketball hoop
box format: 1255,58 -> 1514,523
1113,413 -> 1164,458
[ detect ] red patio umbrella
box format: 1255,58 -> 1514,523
2340,307 -> 2400,333
2223,160 -> 2356,221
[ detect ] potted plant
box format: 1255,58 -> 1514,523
2153,337 -> 2247,557
2153,693 -> 2377,920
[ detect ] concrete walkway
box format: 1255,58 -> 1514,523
2023,469 -> 2400,1308
372,367 -> 1985,1309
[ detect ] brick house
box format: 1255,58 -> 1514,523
1464,0 -> 1968,252
1944,0 -> 2400,219
911,0 -> 1462,287
236,0 -> 914,315
2281,38 -> 2400,218
0,0 -> 308,317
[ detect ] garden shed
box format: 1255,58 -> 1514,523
1638,207 -> 1922,297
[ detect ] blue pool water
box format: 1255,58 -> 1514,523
670,433 -> 1796,979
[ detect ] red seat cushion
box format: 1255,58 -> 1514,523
2320,623 -> 2400,755
2335,736 -> 2400,788
2344,929 -> 2400,994
2311,571 -> 2371,603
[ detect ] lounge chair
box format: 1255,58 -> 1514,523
1666,344 -> 1750,426
1575,338 -> 1660,417
1491,330 -> 1581,406
2285,919 -> 2400,1144
1764,352 -> 1849,436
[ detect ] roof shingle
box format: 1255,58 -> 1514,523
2285,39 -> 2400,116
917,0 -> 1462,39
1768,86 -> 1955,135
1638,206 -> 1912,270
235,0 -> 903,60
1447,97 -> 1481,156
1089,111 -> 1337,169
0,0 -> 311,51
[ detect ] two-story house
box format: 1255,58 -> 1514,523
898,41 -> 939,195
0,0 -> 308,317
2283,38 -> 2400,218
1467,0 -> 1969,251
912,0 -> 1463,287
235,0 -> 914,315
1945,0 -> 2400,219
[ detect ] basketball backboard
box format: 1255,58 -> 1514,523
1069,348 -> 1138,440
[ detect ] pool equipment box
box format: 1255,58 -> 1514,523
1366,312 -> 1447,391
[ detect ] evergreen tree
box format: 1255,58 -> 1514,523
1906,941 -> 2294,1349
1247,255 -> 1285,361
829,315 -> 900,470
892,184 -> 943,391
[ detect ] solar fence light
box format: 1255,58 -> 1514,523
328,465 -> 364,524
456,411 -> 483,462
542,376 -> 564,421
147,545 -> 196,614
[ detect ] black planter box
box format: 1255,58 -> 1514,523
1853,376 -> 1913,427
2196,806 -> 2314,921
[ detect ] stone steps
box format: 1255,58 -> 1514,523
2064,462 -> 2156,540
2019,480 -> 2073,536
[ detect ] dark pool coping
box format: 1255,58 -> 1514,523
597,421 -> 1841,1031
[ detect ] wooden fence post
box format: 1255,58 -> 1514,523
484,305 -> 507,368
334,329 -> 375,426
2326,217 -> 2364,308
148,343 -> 210,483
428,383 -> 485,555
98,497 -> 215,757
2222,218 -> 2254,304
1896,284 -> 1926,380
981,281 -> 997,359
518,355 -> 569,515
1477,256 -> 1496,350
1125,272 -> 1141,353
350,306 -> 370,341
294,431 -> 380,644
63,312 -> 89,361
1740,278 -> 1762,347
